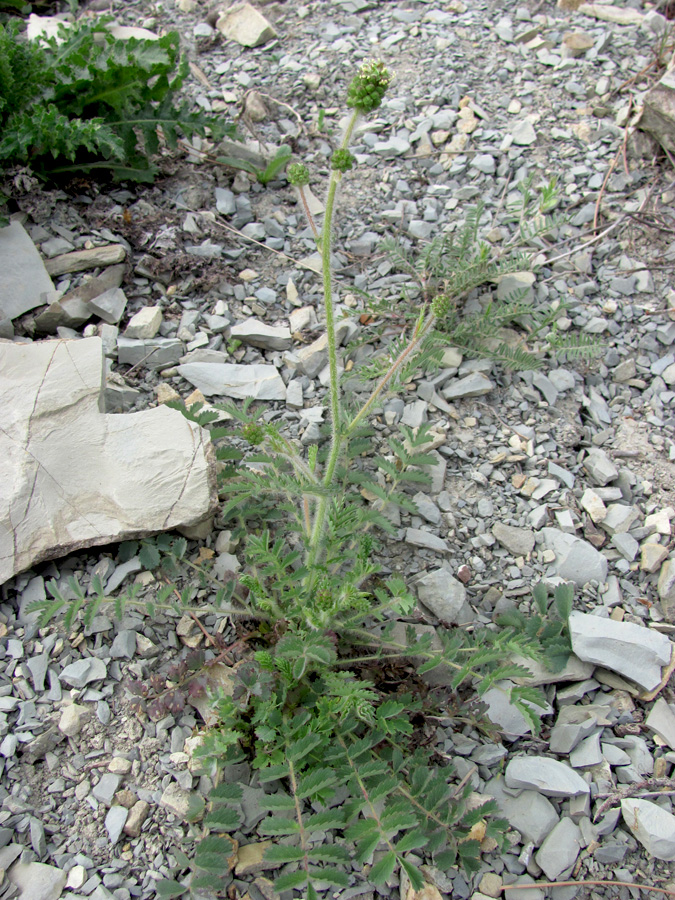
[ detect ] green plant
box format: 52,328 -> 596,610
496,581 -> 574,673
0,17 -> 233,181
30,61 -> 583,896
216,143 -> 292,185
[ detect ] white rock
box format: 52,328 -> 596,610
0,221 -> 55,321
511,120 -> 537,145
578,3 -> 644,25
621,798 -> 675,860
645,697 -> 675,750
416,566 -> 472,625
8,862 -> 67,900
58,703 -> 90,736
441,372 -> 494,400
580,489 -> 607,523
583,448 -> 618,486
0,338 -> 217,584
568,611 -> 672,691
505,756 -> 590,797
124,306 -> 162,339
541,528 -> 608,585
486,776 -> 559,845
216,1 -> 277,47
535,818 -> 582,879
230,318 -> 292,351
177,363 -> 286,401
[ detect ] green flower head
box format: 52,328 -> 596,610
331,149 -> 355,173
287,162 -> 310,186
242,422 -> 266,446
347,60 -> 392,114
431,294 -> 451,318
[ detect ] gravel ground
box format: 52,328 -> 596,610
3,0 -> 675,898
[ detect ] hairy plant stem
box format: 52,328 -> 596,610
305,110 -> 359,571
347,310 -> 435,436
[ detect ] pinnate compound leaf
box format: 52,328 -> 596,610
297,767 -> 338,799
263,845 -> 306,864
259,794 -> 296,812
155,880 -> 186,899
273,871 -> 308,892
399,857 -> 426,892
286,732 -> 322,763
305,809 -> 347,830
258,817 -> 300,836
395,829 -> 429,853
307,845 -> 351,864
204,807 -> 240,831
369,851 -> 397,884
308,866 -> 350,887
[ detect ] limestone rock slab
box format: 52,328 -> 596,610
216,2 -> 277,47
0,338 -> 217,584
8,860 -> 67,900
621,798 -> 675,860
0,221 -> 55,321
178,362 -> 286,400
640,71 -> 675,155
568,611 -> 672,691
505,756 -> 590,797
541,528 -> 608,585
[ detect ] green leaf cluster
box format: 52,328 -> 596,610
496,581 -> 574,673
0,17 -> 233,181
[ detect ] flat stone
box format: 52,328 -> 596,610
441,372 -> 494,400
60,657 -> 107,688
93,773 -> 122,806
568,611 -> 672,691
105,806 -> 128,844
492,523 -> 534,555
230,318 -> 292,351
569,731 -> 603,768
580,489 -> 607,523
26,653 -> 49,692
290,334 -> 329,379
583,449 -> 618,486
578,3 -> 643,24
549,705 -> 600,754
89,288 -> 127,325
505,757 -> 590,797
621,798 -> 675,860
124,306 -> 162,339
110,630 -> 137,660
535,818 -> 581,879
405,529 -> 448,553
485,776 -> 559,845
541,528 -> 608,585
34,295 -> 92,332
44,244 -> 126,277
601,504 -> 640,536
416,566 -> 472,625
116,337 -> 184,369
482,679 -> 552,739
0,338 -> 216,584
0,221 -> 55,320
7,861 -> 67,900
177,362 -> 286,401
645,698 -> 675,750
216,1 -> 277,47
511,120 -> 537,145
